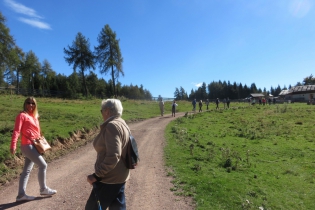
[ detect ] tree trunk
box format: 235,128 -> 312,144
16,69 -> 20,94
111,66 -> 116,98
81,67 -> 88,97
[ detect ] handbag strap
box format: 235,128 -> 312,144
23,134 -> 41,143
120,122 -> 131,136
23,135 -> 34,145
118,122 -> 132,162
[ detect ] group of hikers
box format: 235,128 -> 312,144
159,96 -> 279,116
159,99 -> 178,117
249,97 -> 276,105
192,98 -> 231,111
158,97 -> 232,116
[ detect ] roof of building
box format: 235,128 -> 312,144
280,85 -> 315,95
250,93 -> 265,97
279,89 -> 290,96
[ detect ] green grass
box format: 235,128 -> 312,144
3,95 -> 314,209
165,103 -> 315,210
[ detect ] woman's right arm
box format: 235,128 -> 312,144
10,113 -> 24,153
10,148 -> 15,155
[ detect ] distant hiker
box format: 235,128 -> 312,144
199,100 -> 203,112
227,98 -> 230,108
223,98 -> 227,109
268,98 -> 272,105
159,99 -> 164,116
215,98 -> 220,109
86,99 -> 130,210
11,97 -> 57,202
192,99 -> 197,111
273,98 -> 276,104
206,99 -> 209,110
172,100 -> 178,117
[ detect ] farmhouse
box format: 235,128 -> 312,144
246,93 -> 266,105
250,93 -> 265,99
279,85 -> 315,103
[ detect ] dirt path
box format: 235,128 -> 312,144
0,113 -> 194,210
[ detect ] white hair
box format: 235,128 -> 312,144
101,99 -> 123,117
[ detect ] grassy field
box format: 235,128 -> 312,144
165,102 -> 315,209
2,95 -> 314,209
0,95 -> 188,183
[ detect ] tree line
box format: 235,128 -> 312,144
0,12 -> 152,100
2,10 -> 313,101
174,75 -> 314,101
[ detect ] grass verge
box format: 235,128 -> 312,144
165,103 -> 315,210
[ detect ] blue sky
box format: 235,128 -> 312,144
2,0 -> 315,98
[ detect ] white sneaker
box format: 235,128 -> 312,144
16,194 -> 36,202
40,187 -> 57,195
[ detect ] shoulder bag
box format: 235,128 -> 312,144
32,136 -> 51,154
25,135 -> 51,154
121,122 -> 140,169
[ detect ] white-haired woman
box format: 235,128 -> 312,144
10,97 -> 57,202
86,99 -> 130,210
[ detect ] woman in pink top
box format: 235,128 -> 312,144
10,97 -> 57,202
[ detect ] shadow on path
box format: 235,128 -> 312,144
0,196 -> 52,210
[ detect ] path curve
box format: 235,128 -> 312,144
0,113 -> 194,210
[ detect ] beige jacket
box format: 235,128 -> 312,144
93,116 -> 130,184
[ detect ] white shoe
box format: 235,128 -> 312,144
40,187 -> 57,195
16,194 -> 36,202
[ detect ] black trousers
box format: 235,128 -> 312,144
85,182 -> 126,210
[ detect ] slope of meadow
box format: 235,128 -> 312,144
165,103 -> 315,210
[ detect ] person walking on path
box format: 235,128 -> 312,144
199,100 -> 203,112
10,97 -> 57,202
192,99 -> 196,111
206,99 -> 209,110
227,98 -> 230,109
215,98 -> 220,109
86,99 -> 130,210
159,99 -> 164,116
172,100 -> 178,117
223,98 -> 227,109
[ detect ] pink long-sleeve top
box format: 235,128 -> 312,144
10,112 -> 41,150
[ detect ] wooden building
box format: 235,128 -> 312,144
250,93 -> 265,99
279,85 -> 315,103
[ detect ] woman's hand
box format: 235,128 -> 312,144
10,148 -> 16,155
87,174 -> 97,185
